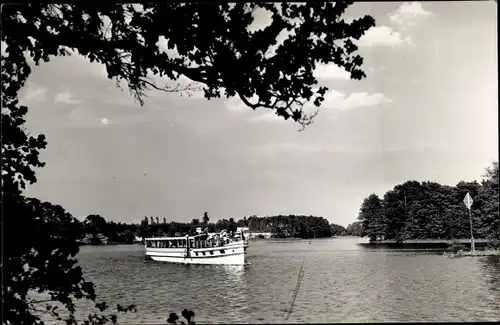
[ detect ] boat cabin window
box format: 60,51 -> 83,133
220,250 -> 225,254
209,251 -> 214,255
146,239 -> 189,248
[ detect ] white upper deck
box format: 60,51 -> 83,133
145,233 -> 208,241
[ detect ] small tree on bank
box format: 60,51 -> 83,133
358,194 -> 385,242
203,212 -> 210,225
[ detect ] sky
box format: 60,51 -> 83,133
15,2 -> 498,227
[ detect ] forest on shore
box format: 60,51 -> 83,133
78,162 -> 498,246
346,162 -> 499,247
79,213 -> 336,244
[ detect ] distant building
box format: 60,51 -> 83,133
248,232 -> 272,239
237,226 -> 249,233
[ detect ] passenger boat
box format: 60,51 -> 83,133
145,229 -> 249,265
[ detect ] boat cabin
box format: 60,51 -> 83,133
145,233 -> 235,249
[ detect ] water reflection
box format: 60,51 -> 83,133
218,265 -> 249,322
176,264 -> 250,324
478,256 -> 500,291
220,265 -> 246,284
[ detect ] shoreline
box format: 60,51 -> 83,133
373,239 -> 491,244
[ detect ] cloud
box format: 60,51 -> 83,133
358,26 -> 412,47
250,142 -> 324,153
314,63 -> 351,80
369,65 -> 386,73
156,36 -> 180,59
54,91 -> 81,105
319,89 -> 392,112
389,2 -> 433,28
1,41 -> 7,55
248,89 -> 392,123
226,101 -> 249,114
21,86 -> 48,103
249,111 -> 288,123
61,49 -> 108,79
247,6 -> 273,33
142,73 -> 207,101
225,94 -> 259,114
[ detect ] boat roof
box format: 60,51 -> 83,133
146,236 -> 190,240
145,233 -> 216,241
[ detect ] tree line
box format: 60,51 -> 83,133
247,215 -> 333,238
328,222 -> 363,236
350,162 -> 499,247
80,212 -> 342,243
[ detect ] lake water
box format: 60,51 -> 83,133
73,237 -> 499,324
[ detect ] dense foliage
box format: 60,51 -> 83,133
81,213 -> 337,241
350,162 -> 499,246
2,3 -> 375,324
358,194 -> 386,242
3,2 -> 374,129
329,223 -> 349,236
247,215 -> 333,238
345,221 -> 363,237
81,214 -> 138,244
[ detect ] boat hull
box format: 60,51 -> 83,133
146,245 -> 246,265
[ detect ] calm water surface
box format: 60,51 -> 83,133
72,237 -> 499,324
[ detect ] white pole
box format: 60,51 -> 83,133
468,207 -> 475,253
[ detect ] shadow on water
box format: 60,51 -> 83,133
478,256 -> 500,291
358,242 -> 491,252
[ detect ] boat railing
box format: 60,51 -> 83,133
147,236 -> 247,250
193,240 -> 226,249
193,237 -> 248,249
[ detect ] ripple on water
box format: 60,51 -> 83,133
59,239 -> 500,324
